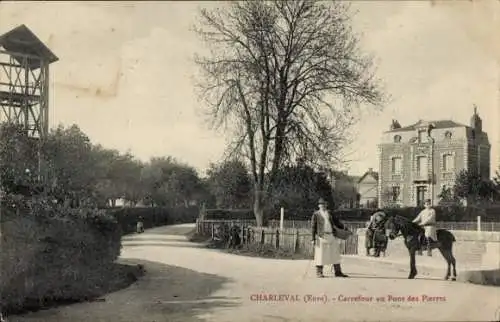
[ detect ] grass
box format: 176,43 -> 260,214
187,232 -> 310,260
2,260 -> 145,317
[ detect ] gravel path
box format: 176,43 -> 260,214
9,224 -> 500,322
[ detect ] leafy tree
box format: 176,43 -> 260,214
193,0 -> 385,226
330,170 -> 358,208
437,185 -> 460,206
192,178 -> 217,209
140,157 -> 204,207
43,125 -> 102,204
91,146 -> 121,205
1,122 -> 206,210
0,123 -> 40,195
206,159 -> 252,209
453,169 -> 498,205
493,165 -> 500,196
91,146 -> 143,207
269,164 -> 334,210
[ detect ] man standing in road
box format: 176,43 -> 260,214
311,198 -> 348,278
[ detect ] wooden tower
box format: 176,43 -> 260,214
0,25 -> 58,186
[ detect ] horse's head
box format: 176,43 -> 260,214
384,214 -> 401,240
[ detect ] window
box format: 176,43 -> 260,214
443,154 -> 454,172
418,130 -> 427,143
445,131 -> 452,139
416,186 -> 427,206
393,135 -> 401,143
417,156 -> 428,178
391,157 -> 402,174
391,186 -> 401,202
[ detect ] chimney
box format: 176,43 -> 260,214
368,168 -> 373,172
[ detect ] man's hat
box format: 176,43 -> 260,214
318,198 -> 327,205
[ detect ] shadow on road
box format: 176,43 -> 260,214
141,225 -> 196,236
123,242 -> 208,248
2,260 -> 145,318
348,274 -> 445,282
10,259 -> 240,322
122,236 -> 189,242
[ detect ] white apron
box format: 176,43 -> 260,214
413,208 -> 437,241
314,211 -> 341,266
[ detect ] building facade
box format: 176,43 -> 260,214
357,168 -> 378,208
377,107 -> 490,207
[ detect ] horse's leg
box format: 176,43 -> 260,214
450,248 -> 457,281
408,247 -> 417,279
438,247 -> 451,280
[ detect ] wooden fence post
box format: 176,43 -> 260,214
211,223 -> 215,240
260,229 -> 265,244
247,227 -> 252,245
280,207 -> 285,231
293,229 -> 299,253
276,229 -> 280,248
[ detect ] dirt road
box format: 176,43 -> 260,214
10,224 -> 500,322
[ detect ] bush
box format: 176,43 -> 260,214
109,206 -> 199,235
0,196 -> 121,313
203,209 -> 255,220
201,205 -> 500,222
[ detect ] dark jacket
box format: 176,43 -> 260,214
311,210 -> 345,241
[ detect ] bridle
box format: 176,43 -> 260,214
382,216 -> 404,239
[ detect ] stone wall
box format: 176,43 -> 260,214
357,228 -> 500,270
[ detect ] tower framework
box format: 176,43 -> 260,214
0,25 -> 58,185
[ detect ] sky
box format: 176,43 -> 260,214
0,1 -> 499,178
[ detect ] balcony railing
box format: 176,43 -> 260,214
413,173 -> 432,182
391,174 -> 403,181
442,172 -> 454,180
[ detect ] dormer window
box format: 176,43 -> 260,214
417,130 -> 427,143
393,135 -> 401,143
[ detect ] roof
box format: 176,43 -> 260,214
358,170 -> 378,183
0,24 -> 58,70
350,175 -> 362,183
385,119 -> 468,133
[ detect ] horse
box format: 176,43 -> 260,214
384,214 -> 457,280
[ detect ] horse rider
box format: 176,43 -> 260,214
412,199 -> 437,256
366,210 -> 387,257
311,198 -> 348,278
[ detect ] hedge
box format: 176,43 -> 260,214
0,196 -> 121,314
203,206 -> 500,222
109,206 -> 199,235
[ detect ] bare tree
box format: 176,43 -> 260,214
193,0 -> 385,226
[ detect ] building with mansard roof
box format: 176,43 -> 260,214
377,106 -> 490,207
